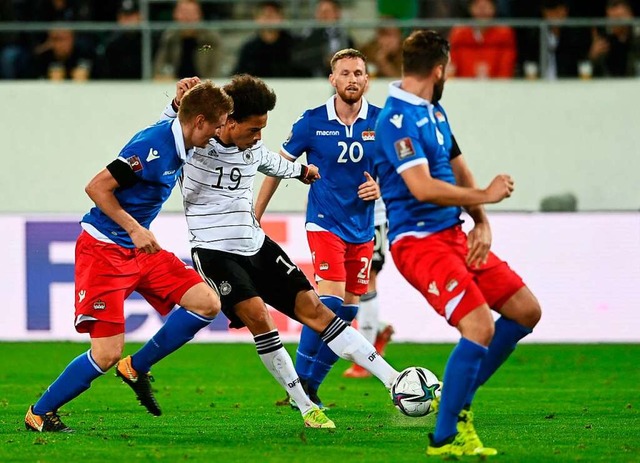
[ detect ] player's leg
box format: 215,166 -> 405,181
391,230 -> 496,456
26,323 -> 123,432
296,231 -> 347,388
294,290 -> 399,390
118,250 -> 220,415
464,262 -> 542,407
232,296 -> 334,428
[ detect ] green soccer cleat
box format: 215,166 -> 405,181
426,431 -> 497,457
303,405 -> 335,428
25,405 -> 74,433
115,355 -> 162,416
457,408 -> 497,455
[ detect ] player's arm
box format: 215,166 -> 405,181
85,165 -> 161,253
400,160 -> 513,207
159,77 -> 201,121
451,153 -> 492,267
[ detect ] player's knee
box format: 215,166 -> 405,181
188,288 -> 221,318
92,346 -> 123,371
521,297 -> 542,329
242,306 -> 272,331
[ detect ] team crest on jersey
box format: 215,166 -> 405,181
319,262 -> 330,271
219,281 -> 232,296
435,111 -> 446,123
93,299 -> 106,310
394,137 -> 416,160
446,279 -> 459,292
127,155 -> 143,172
362,130 -> 375,141
242,150 -> 254,164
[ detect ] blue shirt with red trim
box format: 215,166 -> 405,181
82,119 -> 188,248
374,82 -> 462,243
282,96 -> 381,243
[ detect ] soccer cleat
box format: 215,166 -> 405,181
115,355 -> 162,416
426,431 -> 497,456
374,324 -> 394,356
288,394 -> 299,410
307,387 -> 328,411
457,408 -> 497,455
25,405 -> 74,433
303,405 -> 336,428
343,363 -> 372,378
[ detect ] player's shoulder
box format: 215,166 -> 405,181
376,98 -> 419,133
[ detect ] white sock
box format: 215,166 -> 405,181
321,317 -> 399,389
357,291 -> 379,345
254,330 -> 314,415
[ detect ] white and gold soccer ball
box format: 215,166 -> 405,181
391,367 -> 441,417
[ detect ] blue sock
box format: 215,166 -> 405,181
465,317 -> 532,406
131,307 -> 213,374
295,295 -> 342,381
434,337 -> 488,443
33,350 -> 104,415
307,303 -> 359,391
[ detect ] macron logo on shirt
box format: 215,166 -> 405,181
315,130 -> 340,136
389,114 -> 403,129
146,148 -> 160,162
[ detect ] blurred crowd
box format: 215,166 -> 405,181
1,0 -> 639,81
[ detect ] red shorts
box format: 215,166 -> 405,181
390,226 -> 524,326
306,231 -> 374,296
74,231 -> 204,334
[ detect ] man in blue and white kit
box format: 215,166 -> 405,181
256,48 -> 381,407
25,81 -> 232,432
375,30 -> 541,456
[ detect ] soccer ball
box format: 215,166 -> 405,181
391,367 -> 441,417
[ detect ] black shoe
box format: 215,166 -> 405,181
25,405 -> 74,433
115,355 -> 162,416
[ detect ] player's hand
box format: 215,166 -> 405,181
358,171 -> 380,201
174,77 -> 201,106
483,174 -> 514,204
299,164 -> 321,184
130,227 -> 162,254
466,222 -> 492,268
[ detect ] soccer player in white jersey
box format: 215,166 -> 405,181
255,49 -> 382,407
164,74 -> 400,428
25,82 -> 232,432
375,30 -> 541,456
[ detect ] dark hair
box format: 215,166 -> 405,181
402,30 -> 450,76
542,0 -> 567,10
258,1 -> 283,13
606,0 -> 631,9
179,80 -> 233,123
223,74 -> 276,122
330,48 -> 367,71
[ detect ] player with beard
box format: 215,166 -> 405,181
374,30 -> 541,456
255,49 -> 382,409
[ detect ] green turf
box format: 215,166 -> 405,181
1,342 -> 638,462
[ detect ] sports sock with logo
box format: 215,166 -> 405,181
255,330 -> 314,415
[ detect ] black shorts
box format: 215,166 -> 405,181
371,222 -> 388,273
191,235 -> 313,329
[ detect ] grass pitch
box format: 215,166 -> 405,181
0,342 -> 638,463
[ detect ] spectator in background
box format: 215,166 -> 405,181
32,0 -> 92,22
590,0 -> 640,76
33,28 -> 94,81
153,0 -> 220,80
233,1 -> 305,77
0,0 -> 30,79
292,0 -> 355,77
361,22 -> 403,77
449,0 -> 517,78
97,0 -> 142,79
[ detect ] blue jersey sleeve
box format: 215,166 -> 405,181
117,134 -> 167,184
377,111 -> 428,175
281,111 -> 310,160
